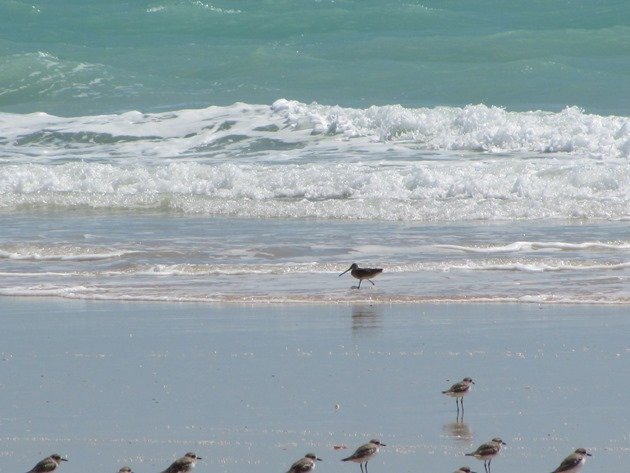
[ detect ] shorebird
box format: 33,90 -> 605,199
118,468 -> 133,473
465,438 -> 506,473
453,467 -> 477,473
442,377 -> 475,416
159,452 -> 202,473
26,454 -> 67,473
550,448 -> 592,473
286,453 -> 322,473
341,439 -> 385,473
339,263 -> 383,289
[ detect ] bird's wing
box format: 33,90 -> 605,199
449,381 -> 469,393
159,462 -> 182,473
553,454 -> 582,473
353,444 -> 377,459
287,458 -> 313,473
474,443 -> 499,456
30,458 -> 57,473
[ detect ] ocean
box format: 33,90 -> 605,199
1,0 -> 628,304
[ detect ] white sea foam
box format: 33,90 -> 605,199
0,284 -> 625,304
271,100 -> 630,158
2,101 -> 627,221
1,100 -> 628,160
437,241 -> 630,253
0,247 -> 135,261
0,159 -> 627,220
1,258 -> 627,278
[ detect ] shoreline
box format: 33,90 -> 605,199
2,294 -> 629,306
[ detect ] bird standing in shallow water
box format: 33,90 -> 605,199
550,448 -> 591,473
26,454 -> 67,473
286,453 -> 322,473
442,377 -> 475,418
159,452 -> 201,473
342,439 -> 385,473
465,438 -> 506,473
339,263 -> 383,289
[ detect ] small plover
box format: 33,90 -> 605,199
286,453 -> 322,473
118,468 -> 133,473
159,452 -> 202,473
550,448 -> 591,473
465,438 -> 506,473
442,377 -> 475,415
341,439 -> 385,473
339,264 -> 383,289
453,467 -> 477,473
26,454 -> 67,473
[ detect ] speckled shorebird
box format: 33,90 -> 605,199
286,453 -> 322,473
342,439 -> 385,473
339,263 -> 383,289
453,467 -> 477,473
159,452 -> 202,473
465,438 -> 506,473
118,468 -> 133,473
442,377 -> 475,415
550,448 -> 592,473
26,454 -> 67,473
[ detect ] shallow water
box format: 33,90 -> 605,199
1,212 -> 628,304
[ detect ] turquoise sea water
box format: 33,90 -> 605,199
0,0 -> 628,303
2,0 -> 629,115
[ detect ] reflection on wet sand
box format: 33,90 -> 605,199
443,421 -> 473,443
351,305 -> 384,333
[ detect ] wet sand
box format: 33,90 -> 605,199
0,298 -> 628,472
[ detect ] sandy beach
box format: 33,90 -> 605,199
0,297 -> 628,472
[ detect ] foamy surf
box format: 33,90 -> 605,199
2,101 -> 628,160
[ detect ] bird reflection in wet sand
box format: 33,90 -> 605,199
453,468 -> 477,473
351,305 -> 383,332
443,420 -> 473,443
339,263 -> 383,289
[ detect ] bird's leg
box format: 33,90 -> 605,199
368,279 -> 375,285
357,280 -> 362,289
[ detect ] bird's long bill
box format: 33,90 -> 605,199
61,459 -> 69,462
339,267 -> 352,276
317,458 -> 323,461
